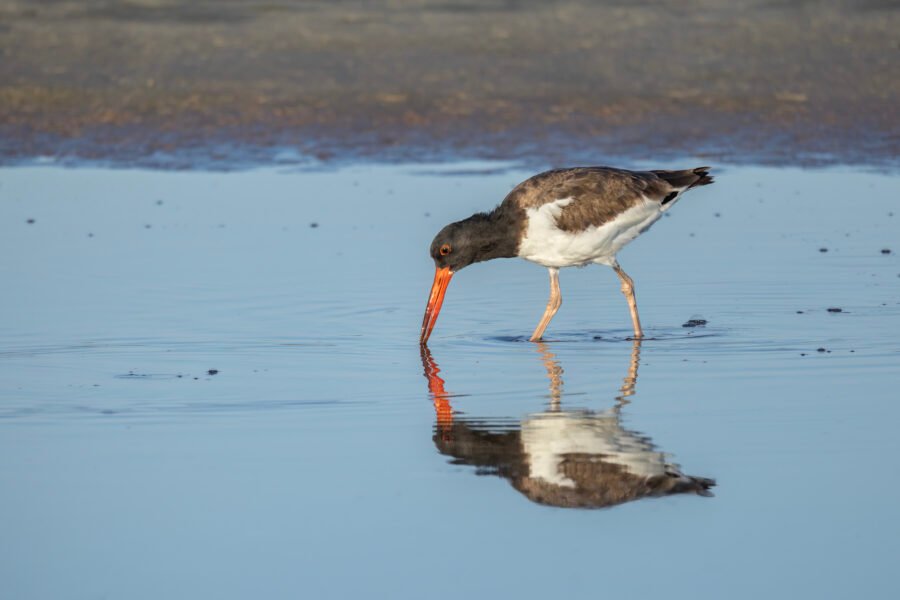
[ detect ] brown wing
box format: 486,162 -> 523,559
500,166 -> 712,233
500,167 -> 669,232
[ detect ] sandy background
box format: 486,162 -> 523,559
1,0 -> 898,166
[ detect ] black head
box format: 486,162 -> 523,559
421,212 -> 518,343
429,221 -> 480,272
428,212 -> 518,272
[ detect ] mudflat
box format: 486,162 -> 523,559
1,0 -> 898,166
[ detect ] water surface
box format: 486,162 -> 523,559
1,163 -> 898,598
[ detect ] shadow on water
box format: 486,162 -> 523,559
421,341 -> 716,509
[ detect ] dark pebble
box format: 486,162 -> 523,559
881,249 -> 891,255
310,222 -> 319,228
682,319 -> 707,328
88,233 -> 94,237
827,307 -> 842,313
816,347 -> 827,352
796,310 -> 804,314
800,353 -> 807,356
207,369 -> 219,375
26,218 -> 35,224
818,247 -> 828,253
714,212 -> 721,218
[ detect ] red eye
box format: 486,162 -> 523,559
440,244 -> 452,256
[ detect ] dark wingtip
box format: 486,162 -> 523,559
652,167 -> 714,189
692,166 -> 714,187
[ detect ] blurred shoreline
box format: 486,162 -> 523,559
1,0 -> 898,169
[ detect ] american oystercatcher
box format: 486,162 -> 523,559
420,166 -> 714,343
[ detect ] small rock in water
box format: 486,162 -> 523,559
818,247 -> 828,253
796,310 -> 804,314
682,318 -> 707,328
881,248 -> 892,255
207,369 -> 219,375
26,218 -> 35,224
817,347 -> 827,353
310,222 -> 319,228
827,307 -> 843,313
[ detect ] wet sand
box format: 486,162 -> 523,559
1,0 -> 898,167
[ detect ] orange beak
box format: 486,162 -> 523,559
420,266 -> 453,344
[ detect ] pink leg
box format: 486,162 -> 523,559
613,264 -> 643,339
530,268 -> 561,342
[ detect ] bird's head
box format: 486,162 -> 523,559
420,223 -> 471,345
428,221 -> 482,273
420,212 -> 517,344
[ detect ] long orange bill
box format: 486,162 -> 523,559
420,266 -> 453,344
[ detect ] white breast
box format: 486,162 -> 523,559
517,196 -> 664,268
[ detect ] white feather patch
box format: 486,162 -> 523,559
517,196 -> 664,268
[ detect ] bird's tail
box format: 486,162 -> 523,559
652,166 -> 714,190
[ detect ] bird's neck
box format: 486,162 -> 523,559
458,207 -> 521,263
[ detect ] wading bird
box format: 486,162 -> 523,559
420,166 -> 713,343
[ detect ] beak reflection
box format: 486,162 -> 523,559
420,340 -> 716,509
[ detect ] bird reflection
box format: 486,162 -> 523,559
421,342 -> 715,509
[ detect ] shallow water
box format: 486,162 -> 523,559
1,162 -> 898,598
